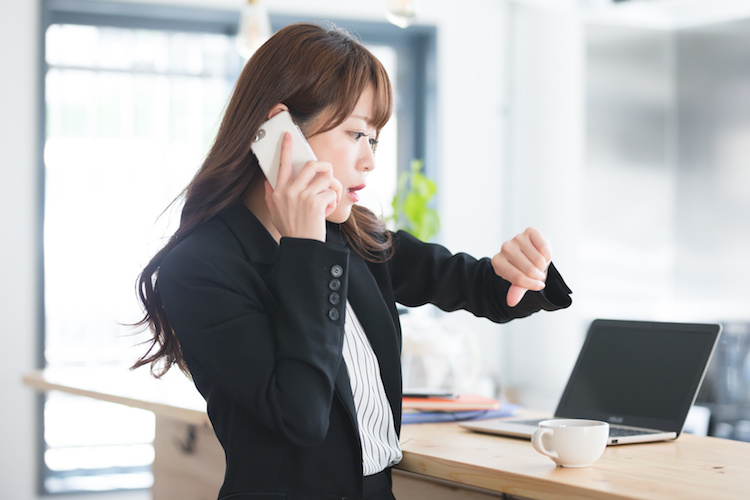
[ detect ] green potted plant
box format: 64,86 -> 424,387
389,159 -> 440,241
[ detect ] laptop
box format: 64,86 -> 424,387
461,319 -> 721,445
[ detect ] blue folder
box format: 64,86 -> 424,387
402,403 -> 520,425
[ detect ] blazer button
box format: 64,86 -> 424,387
329,292 -> 340,305
328,278 -> 341,291
328,308 -> 340,321
331,264 -> 343,278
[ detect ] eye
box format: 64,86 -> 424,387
350,131 -> 378,152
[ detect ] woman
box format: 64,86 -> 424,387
133,23 -> 571,500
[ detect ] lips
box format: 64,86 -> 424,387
347,184 -> 365,202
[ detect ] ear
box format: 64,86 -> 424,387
267,103 -> 289,120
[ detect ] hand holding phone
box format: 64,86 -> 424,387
251,111 -> 317,188
252,110 -> 341,242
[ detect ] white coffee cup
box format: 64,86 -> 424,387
531,419 -> 609,468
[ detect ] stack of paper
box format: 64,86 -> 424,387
402,393 -> 500,411
401,394 -> 519,425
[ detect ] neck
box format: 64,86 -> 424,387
243,177 -> 282,243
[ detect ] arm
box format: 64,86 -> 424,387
389,230 -> 571,322
158,236 -> 349,447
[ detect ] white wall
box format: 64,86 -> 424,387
498,3 -> 586,410
0,1 -> 510,498
0,0 -> 42,498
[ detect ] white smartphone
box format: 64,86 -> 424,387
250,110 -> 317,188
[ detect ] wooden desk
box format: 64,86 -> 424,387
398,420 -> 750,500
23,369 -> 750,500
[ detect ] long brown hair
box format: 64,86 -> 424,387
132,23 -> 394,377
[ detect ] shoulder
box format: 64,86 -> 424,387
157,218 -> 239,293
161,217 -> 235,269
159,204 -> 276,286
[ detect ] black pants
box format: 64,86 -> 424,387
363,469 -> 396,500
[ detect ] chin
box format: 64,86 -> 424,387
326,206 -> 352,224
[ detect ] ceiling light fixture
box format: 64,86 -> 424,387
386,0 -> 418,28
236,0 -> 271,59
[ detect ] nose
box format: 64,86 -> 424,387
359,141 -> 376,173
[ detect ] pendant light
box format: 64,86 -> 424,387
236,0 -> 272,59
386,0 -> 418,28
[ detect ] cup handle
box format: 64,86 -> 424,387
531,428 -> 558,460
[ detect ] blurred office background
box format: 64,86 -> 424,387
2,0 -> 750,498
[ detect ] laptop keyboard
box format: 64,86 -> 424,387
608,426 -> 660,437
509,419 -> 660,437
510,419 -> 546,427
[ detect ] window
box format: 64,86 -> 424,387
42,3 -> 243,493
40,0 -> 435,494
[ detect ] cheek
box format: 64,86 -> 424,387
325,149 -> 355,179
330,157 -> 348,180
308,133 -> 339,157
307,135 -> 357,180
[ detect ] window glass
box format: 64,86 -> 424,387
43,23 -> 240,493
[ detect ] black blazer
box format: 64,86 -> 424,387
157,202 -> 571,500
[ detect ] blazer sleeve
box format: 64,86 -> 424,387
158,236 -> 350,447
388,230 -> 572,322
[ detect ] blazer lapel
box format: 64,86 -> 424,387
346,253 -> 403,428
326,224 -> 403,429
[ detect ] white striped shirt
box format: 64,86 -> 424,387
342,301 -> 403,475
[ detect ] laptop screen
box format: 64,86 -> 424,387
555,319 -> 721,433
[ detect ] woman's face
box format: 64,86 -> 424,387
306,86 -> 378,224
